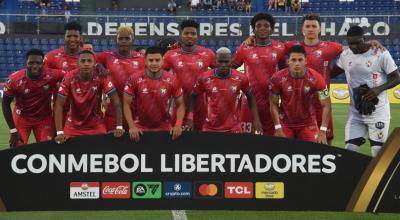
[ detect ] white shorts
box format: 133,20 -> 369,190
345,113 -> 390,144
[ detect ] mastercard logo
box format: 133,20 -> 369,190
393,89 -> 400,99
332,87 -> 350,100
198,184 -> 218,196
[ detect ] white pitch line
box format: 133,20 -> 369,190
172,210 -> 188,220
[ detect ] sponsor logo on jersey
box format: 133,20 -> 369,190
132,61 -> 139,69
224,182 -> 253,199
231,85 -> 237,93
255,182 -> 284,199
70,182 -> 100,199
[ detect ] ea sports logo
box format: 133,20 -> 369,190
332,87 -> 349,100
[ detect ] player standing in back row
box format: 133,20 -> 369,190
163,19 -> 216,131
332,26 -> 400,157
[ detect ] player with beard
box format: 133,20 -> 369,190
163,19 -> 215,131
2,49 -> 65,146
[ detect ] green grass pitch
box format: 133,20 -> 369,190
0,104 -> 399,219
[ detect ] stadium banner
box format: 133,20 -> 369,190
0,131 -> 398,212
0,15 -> 399,37
330,84 -> 400,104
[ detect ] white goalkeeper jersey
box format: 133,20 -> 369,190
337,48 -> 398,120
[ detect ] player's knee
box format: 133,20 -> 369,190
345,137 -> 366,146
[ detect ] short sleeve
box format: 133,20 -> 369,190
208,50 -> 216,68
52,69 -> 66,82
330,42 -> 343,58
3,77 -> 16,97
336,53 -> 345,69
123,75 -> 136,97
232,44 -> 245,66
96,51 -> 108,66
162,52 -> 173,70
192,76 -> 205,95
103,76 -> 116,95
380,51 -> 398,75
241,75 -> 251,95
57,75 -> 70,97
172,77 -> 183,98
44,53 -> 55,69
269,74 -> 281,96
314,73 -> 330,100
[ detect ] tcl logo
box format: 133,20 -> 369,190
101,182 -> 130,199
224,182 -> 253,198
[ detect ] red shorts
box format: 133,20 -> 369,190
280,123 -> 319,143
64,123 -> 107,138
314,104 -> 334,140
13,114 -> 55,145
240,98 -> 273,135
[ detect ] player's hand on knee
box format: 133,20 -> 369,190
128,126 -> 142,142
55,134 -> 67,144
113,128 -> 125,138
184,120 -> 194,131
275,128 -> 286,138
10,132 -> 23,147
170,125 -> 183,141
316,132 -> 327,145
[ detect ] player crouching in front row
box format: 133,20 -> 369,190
123,46 -> 185,142
186,47 -> 263,134
54,50 -> 124,144
269,45 -> 332,144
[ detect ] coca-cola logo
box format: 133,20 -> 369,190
101,182 -> 130,199
103,185 -> 129,194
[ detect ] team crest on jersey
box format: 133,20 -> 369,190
132,61 -> 138,68
43,84 -> 49,90
92,86 -> 98,92
177,61 -> 183,67
160,88 -> 167,95
198,61 -> 203,69
231,85 -> 237,93
271,52 -> 277,60
366,60 -> 372,67
315,50 -> 322,57
287,85 -> 293,92
304,86 -> 310,93
62,61 -> 68,68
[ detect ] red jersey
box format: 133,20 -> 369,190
44,47 -> 80,72
163,46 -> 216,129
57,69 -> 116,129
3,68 -> 64,120
233,40 -> 286,133
269,68 -> 327,127
97,50 -> 145,118
124,70 -> 183,131
193,69 -> 251,132
284,40 -> 342,86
